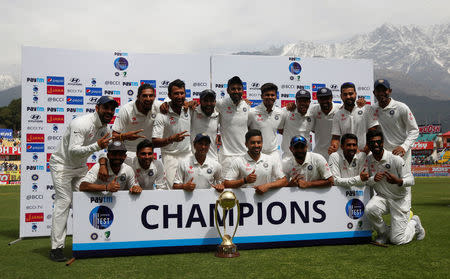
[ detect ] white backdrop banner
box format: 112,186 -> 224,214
20,46 -> 210,237
73,187 -> 371,258
21,47 -> 374,239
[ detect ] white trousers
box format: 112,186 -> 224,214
50,164 -> 87,249
365,194 -> 417,245
162,152 -> 191,189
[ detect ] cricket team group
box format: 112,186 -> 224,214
48,76 -> 426,261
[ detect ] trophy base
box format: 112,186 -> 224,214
215,244 -> 240,258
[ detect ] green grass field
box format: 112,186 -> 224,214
1,178 -> 449,279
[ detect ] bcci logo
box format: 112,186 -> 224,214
89,206 -> 114,230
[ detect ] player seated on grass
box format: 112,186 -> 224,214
132,139 -> 168,190
328,133 -> 369,187
222,129 -> 287,194
365,128 -> 425,245
282,135 -> 334,188
173,133 -> 223,191
79,141 -> 142,194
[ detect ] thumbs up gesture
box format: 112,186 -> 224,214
360,168 -> 369,182
183,177 -> 196,191
107,176 -> 120,192
246,169 -> 257,184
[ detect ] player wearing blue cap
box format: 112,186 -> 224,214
282,135 -> 334,188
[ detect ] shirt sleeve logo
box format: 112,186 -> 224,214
358,110 -> 363,115
307,165 -> 313,171
119,174 -> 126,181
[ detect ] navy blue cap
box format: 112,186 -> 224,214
97,96 -> 119,107
295,89 -> 311,99
108,140 -> 127,152
290,135 -> 308,147
374,79 -> 391,89
317,87 -> 332,98
193,133 -> 211,143
199,89 -> 216,100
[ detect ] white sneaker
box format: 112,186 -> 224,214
412,215 -> 426,240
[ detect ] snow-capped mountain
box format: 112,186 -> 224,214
0,74 -> 18,91
239,23 -> 450,100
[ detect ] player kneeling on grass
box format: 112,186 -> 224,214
328,133 -> 369,187
173,133 -> 223,191
365,128 -> 425,245
282,135 -> 334,188
223,129 -> 287,194
80,141 -> 142,193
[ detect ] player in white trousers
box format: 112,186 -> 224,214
365,128 -> 425,245
49,96 -> 118,262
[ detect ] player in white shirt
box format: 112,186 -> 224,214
278,89 -> 315,159
80,141 -> 141,193
152,79 -> 192,188
365,128 -> 425,245
132,139 -> 168,190
248,83 -> 283,161
282,135 -> 334,188
111,83 -> 162,161
223,129 -> 287,194
173,133 -> 223,191
330,82 -> 379,153
190,89 -> 219,160
309,87 -> 340,160
216,76 -> 250,168
49,96 -> 117,262
328,133 -> 369,187
371,79 -> 419,171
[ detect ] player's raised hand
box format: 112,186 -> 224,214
246,170 -> 257,184
170,131 -> 190,143
184,177 -> 196,191
285,102 -> 296,112
97,133 -> 111,149
159,102 -> 169,114
123,129 -> 146,141
360,168 -> 369,181
108,176 -> 120,192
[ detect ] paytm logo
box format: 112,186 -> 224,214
47,76 -> 64,86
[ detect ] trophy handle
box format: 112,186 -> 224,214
231,200 -> 240,240
214,200 -> 223,240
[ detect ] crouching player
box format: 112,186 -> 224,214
80,141 -> 141,193
173,133 -> 223,191
365,128 -> 425,244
